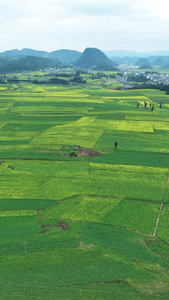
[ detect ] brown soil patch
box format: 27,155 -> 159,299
143,239 -> 157,245
133,260 -> 139,264
75,241 -> 84,248
66,146 -> 103,158
39,230 -> 50,234
156,264 -> 161,268
41,224 -> 52,228
75,241 -> 95,250
85,244 -> 95,250
77,147 -> 103,158
57,220 -> 68,230
152,251 -> 165,258
37,210 -> 42,219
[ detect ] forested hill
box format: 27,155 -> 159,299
0,56 -> 61,73
75,47 -> 117,69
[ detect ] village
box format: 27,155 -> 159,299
119,70 -> 169,87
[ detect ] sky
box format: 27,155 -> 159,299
0,0 -> 169,53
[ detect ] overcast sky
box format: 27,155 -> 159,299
0,0 -> 169,53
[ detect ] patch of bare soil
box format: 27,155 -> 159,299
152,251 -> 165,258
67,147 -> 103,158
76,233 -> 83,237
85,244 -> 95,250
155,281 -> 166,290
37,210 -> 42,219
143,240 -> 165,258
57,220 -> 69,230
75,241 -> 84,248
75,241 -> 95,250
132,260 -> 139,264
39,230 -> 50,234
77,147 -> 102,158
41,224 -> 53,228
143,239 -> 157,245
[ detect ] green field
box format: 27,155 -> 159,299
1,73 -> 169,299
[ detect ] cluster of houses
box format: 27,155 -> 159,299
144,72 -> 169,85
119,71 -> 169,87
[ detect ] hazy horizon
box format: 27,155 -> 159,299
1,47 -> 169,53
0,0 -> 169,53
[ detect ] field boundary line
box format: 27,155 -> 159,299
92,129 -> 106,149
88,194 -> 163,204
38,215 -> 153,237
122,149 -> 169,155
37,193 -> 169,220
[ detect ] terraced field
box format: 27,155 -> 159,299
1,77 -> 169,299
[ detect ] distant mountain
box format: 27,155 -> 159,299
163,56 -> 169,64
48,49 -> 82,64
163,64 -> 169,69
0,48 -> 82,64
139,65 -> 153,69
109,55 -> 169,67
154,57 -> 165,66
105,50 -> 169,58
1,47 -> 169,72
0,56 -> 61,73
105,50 -> 140,58
0,49 -> 21,59
75,47 -> 116,68
109,56 -> 140,64
1,48 -> 169,68
135,58 -> 151,66
0,48 -> 48,59
20,48 -> 48,58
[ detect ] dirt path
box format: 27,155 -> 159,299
153,175 -> 169,237
153,203 -> 163,237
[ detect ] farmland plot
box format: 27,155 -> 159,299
1,76 -> 169,298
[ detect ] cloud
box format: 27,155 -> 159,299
0,0 -> 168,52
